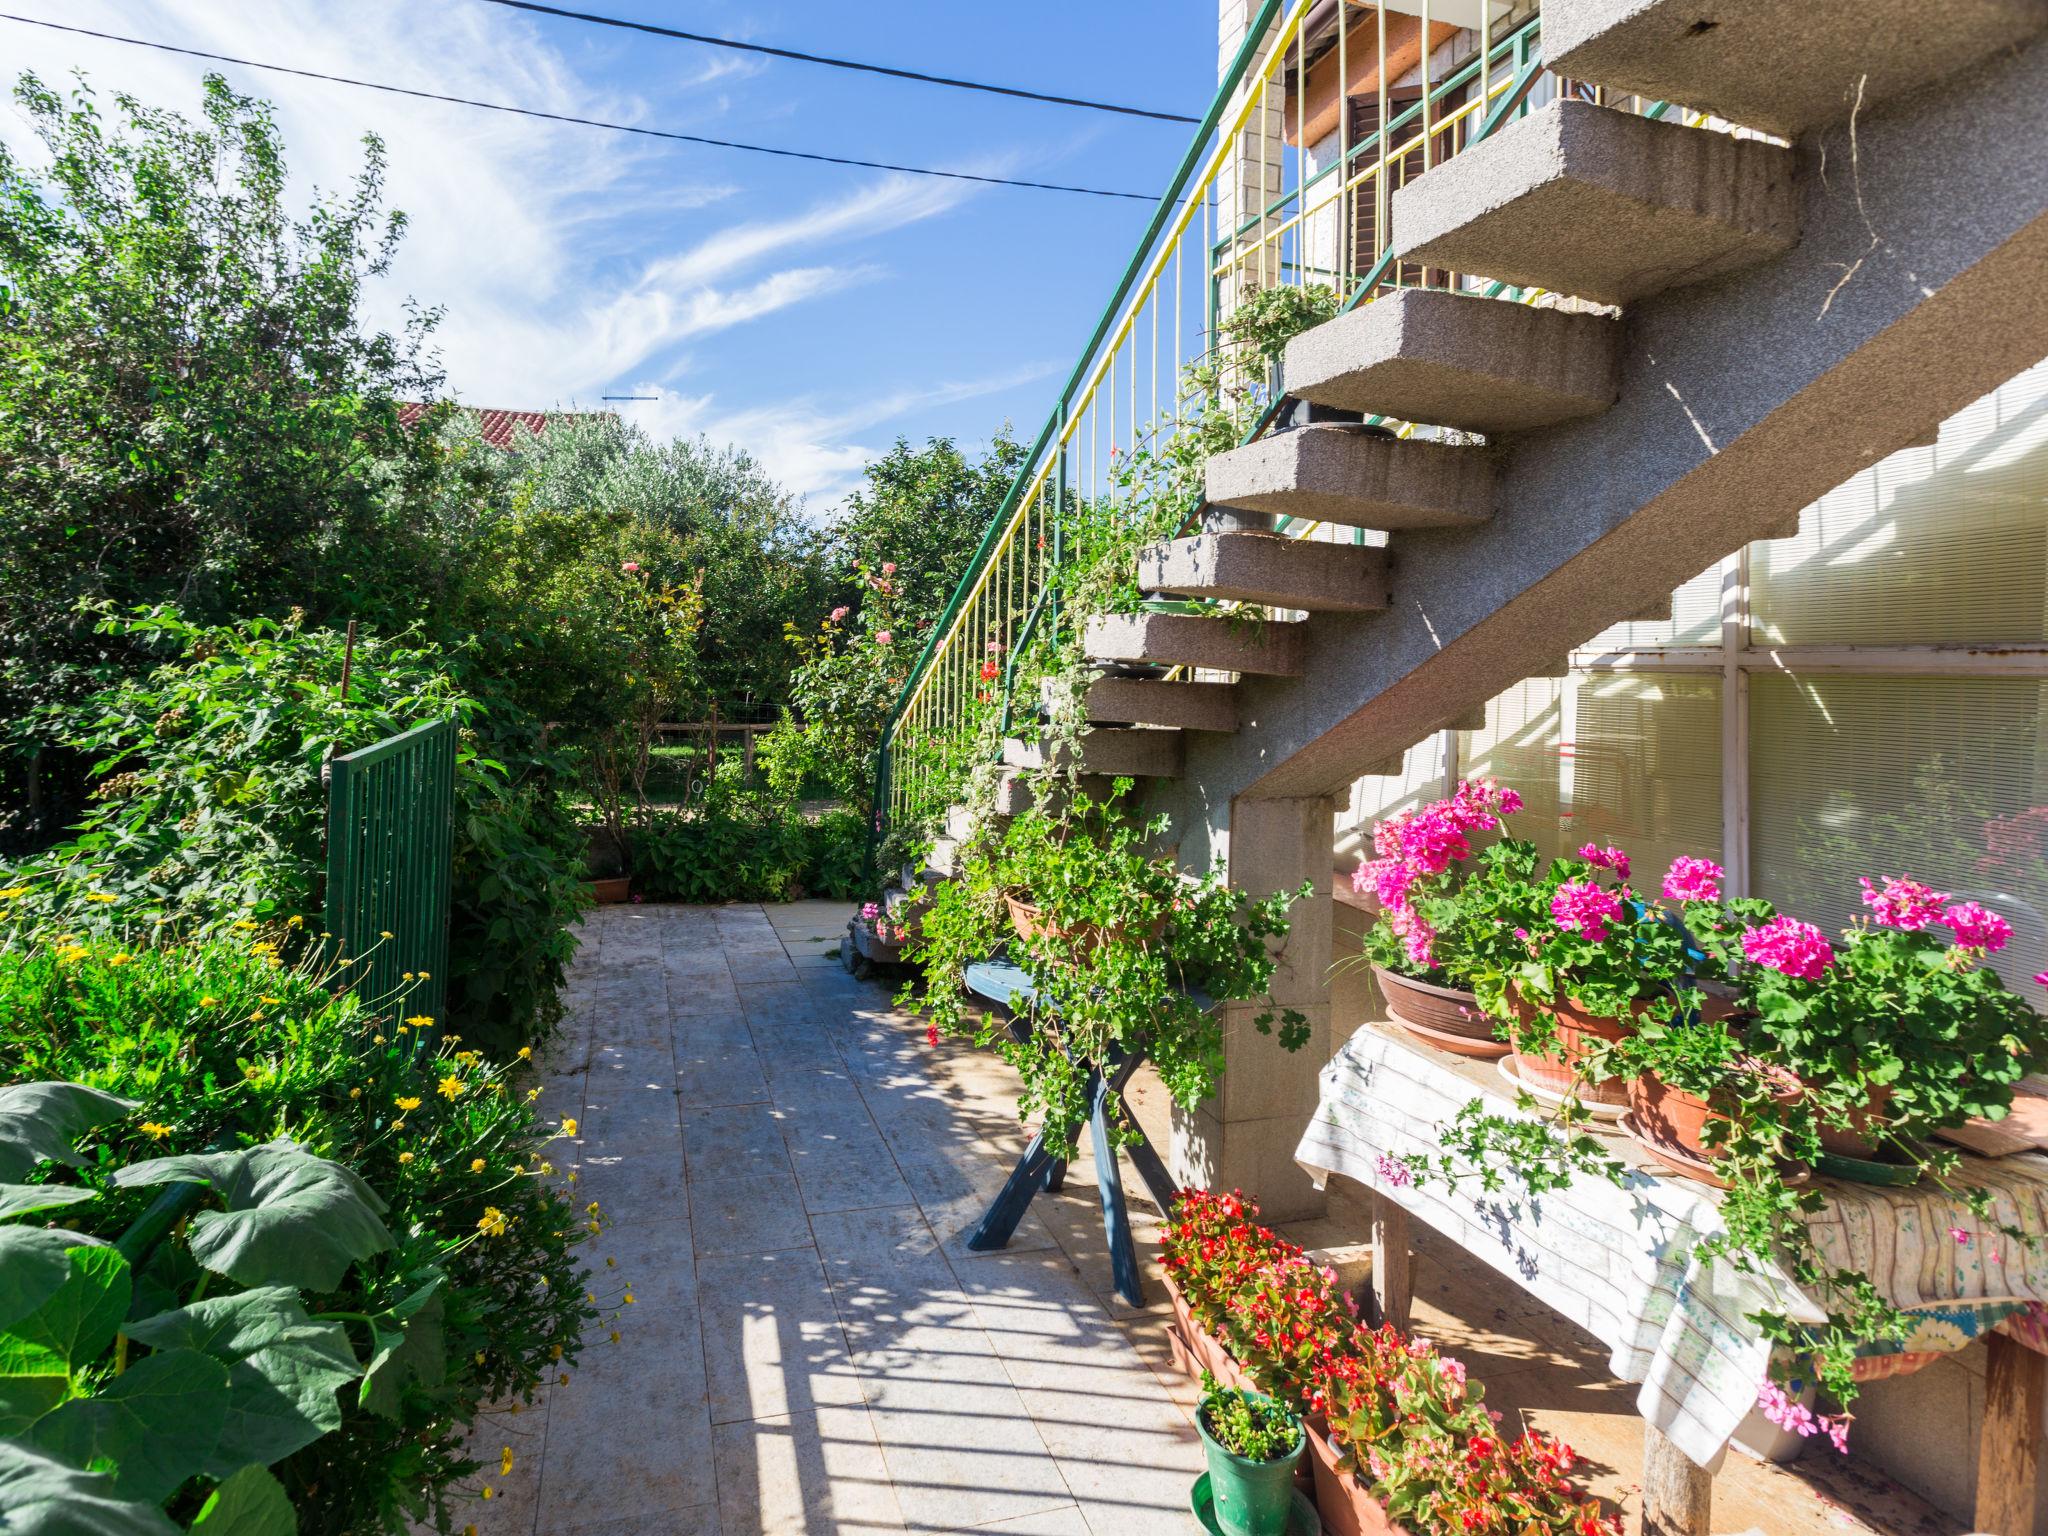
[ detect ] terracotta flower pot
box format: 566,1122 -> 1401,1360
1005,894 -> 1161,950
1372,965 -> 1509,1059
1626,1068 -> 1803,1186
1508,990 -> 1634,1106
585,876 -> 631,904
1304,1420 -> 1414,1536
1814,1084 -> 1894,1158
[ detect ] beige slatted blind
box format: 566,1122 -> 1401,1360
1749,673 -> 2048,1006
1753,358 -> 2048,646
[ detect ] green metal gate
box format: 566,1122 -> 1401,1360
324,717 -> 456,1026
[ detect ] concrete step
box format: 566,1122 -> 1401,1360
1052,675 -> 1240,733
1205,424 -> 1492,531
924,837 -> 959,878
1084,611 -> 1308,677
1137,532 -> 1389,613
1002,728 -> 1184,779
1391,99 -> 1800,307
898,861 -> 946,892
991,769 -> 1113,818
1284,288 -> 1620,435
1546,0 -> 2048,138
944,805 -> 976,845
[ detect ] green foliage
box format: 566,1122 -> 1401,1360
835,433 -> 1026,628
2,607 -> 585,1052
1197,1375 -> 1301,1464
778,563 -> 908,818
0,73 -> 444,842
901,782 -> 1309,1151
0,938 -> 598,1533
630,800 -> 867,904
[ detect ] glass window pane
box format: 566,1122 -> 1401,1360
1752,358 -> 2048,646
1456,674 -> 1722,880
1583,559 -> 1725,652
1338,733 -> 1447,871
1749,673 -> 2048,1007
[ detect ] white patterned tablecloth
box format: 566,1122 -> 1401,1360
1294,1023 -> 2048,1468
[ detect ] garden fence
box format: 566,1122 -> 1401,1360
324,716 -> 456,1027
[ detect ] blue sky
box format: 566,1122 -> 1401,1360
0,0 -> 1214,511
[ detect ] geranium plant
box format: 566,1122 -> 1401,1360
901,782 -> 1308,1153
1161,1190 -> 1618,1536
1352,779 -> 1523,986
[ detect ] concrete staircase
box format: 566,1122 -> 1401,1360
859,0 -> 2048,1196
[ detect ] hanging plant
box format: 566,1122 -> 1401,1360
900,781 -> 1309,1152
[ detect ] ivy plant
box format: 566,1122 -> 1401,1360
900,782 -> 1309,1152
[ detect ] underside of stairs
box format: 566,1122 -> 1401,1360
866,0 -> 2048,966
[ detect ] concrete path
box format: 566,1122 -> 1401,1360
463,900 -> 1206,1536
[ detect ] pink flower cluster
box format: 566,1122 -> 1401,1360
1375,1152 -> 1414,1189
1353,780 -> 1521,969
1756,1380 -> 1850,1455
1859,874 -> 1950,932
1741,914 -> 1835,980
1661,856 -> 1723,904
1943,900 -> 2013,953
1550,878 -> 1622,942
1578,843 -> 1630,881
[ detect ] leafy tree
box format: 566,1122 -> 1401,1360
0,72 -> 443,846
834,431 -> 1026,627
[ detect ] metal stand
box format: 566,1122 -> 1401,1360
959,960 -> 1179,1305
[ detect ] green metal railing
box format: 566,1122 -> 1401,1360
325,716 -> 456,1026
869,3 -> 1702,859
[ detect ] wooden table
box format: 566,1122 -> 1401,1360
1296,1021 -> 2048,1535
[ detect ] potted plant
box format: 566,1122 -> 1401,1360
1457,837 -> 1698,1106
902,782 -> 1309,1156
1196,1373 -> 1307,1536
1349,780 -> 1522,1056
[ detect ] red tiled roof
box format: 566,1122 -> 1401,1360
397,402 -> 615,449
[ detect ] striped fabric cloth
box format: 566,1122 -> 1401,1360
1293,1024 -> 2048,1468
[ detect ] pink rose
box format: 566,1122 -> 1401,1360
881,561 -> 896,575
829,606 -> 849,622
620,561 -> 641,573
874,630 -> 892,646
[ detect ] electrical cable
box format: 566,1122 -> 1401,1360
476,0 -> 1199,124
0,12 -> 1166,200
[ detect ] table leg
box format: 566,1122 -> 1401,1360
1976,1332 -> 2046,1536
1090,1080 -> 1144,1307
1371,1194 -> 1412,1331
967,1133 -> 1058,1251
1642,1424 -> 1712,1536
1042,1157 -> 1067,1194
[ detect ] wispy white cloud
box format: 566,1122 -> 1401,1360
630,361 -> 1058,514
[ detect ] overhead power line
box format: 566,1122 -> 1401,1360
0,13 -> 1164,201
475,0 -> 1200,125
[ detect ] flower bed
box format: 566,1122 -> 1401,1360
1161,1190 -> 1617,1536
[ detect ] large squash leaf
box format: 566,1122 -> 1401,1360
358,1274 -> 444,1419
113,1142 -> 390,1291
0,1228 -> 106,1336
0,1085 -> 138,1182
187,1464 -> 296,1536
26,1347 -> 229,1504
0,1186 -> 99,1223
126,1288 -> 357,1473
0,1442 -> 179,1536
0,1245 -> 131,1435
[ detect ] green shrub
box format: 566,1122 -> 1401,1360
628,800 -> 868,903
3,606 -> 586,1053
0,935 -> 600,1533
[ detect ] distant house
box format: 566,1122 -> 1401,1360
395,402 -> 616,449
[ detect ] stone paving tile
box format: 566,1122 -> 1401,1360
784,1120 -> 915,1215
545,1510 -> 720,1536
535,1355 -> 716,1529
712,1406 -> 908,1535
964,1507 -> 1091,1535
676,1045 -> 772,1108
684,1103 -> 796,1185
689,1169 -> 816,1257
572,1131 -> 687,1218
696,1247 -> 869,1425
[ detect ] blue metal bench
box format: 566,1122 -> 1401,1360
961,958 -> 1183,1306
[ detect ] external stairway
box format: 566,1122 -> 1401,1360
856,0 -> 2048,1197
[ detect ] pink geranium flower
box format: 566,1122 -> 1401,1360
829,606 -> 849,622
1662,856 -> 1723,904
619,561 -> 641,573
1742,915 -> 1834,981
1859,875 -> 1950,931
1578,843 -> 1630,881
1943,901 -> 2013,953
881,561 -> 897,575
1550,879 -> 1622,941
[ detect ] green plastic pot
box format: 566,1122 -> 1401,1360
1196,1389 -> 1305,1536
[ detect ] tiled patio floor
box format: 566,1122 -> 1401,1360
460,900 -> 1955,1536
